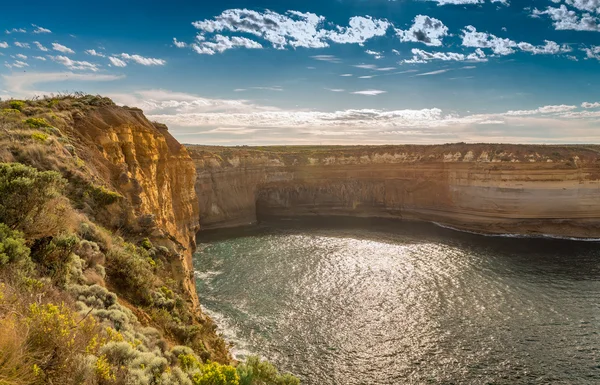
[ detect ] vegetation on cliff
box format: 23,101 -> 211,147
0,95 -> 299,385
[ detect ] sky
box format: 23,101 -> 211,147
1,0 -> 600,145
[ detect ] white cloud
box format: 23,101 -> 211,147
582,45 -> 600,59
403,48 -> 488,63
505,104 -> 577,115
191,9 -> 391,51
14,42 -> 30,49
396,15 -> 449,47
311,55 -> 342,63
564,0 -> 600,14
33,56 -> 46,61
5,28 -> 26,34
0,42 -> 8,48
103,89 -> 600,144
49,55 -> 99,71
352,89 -> 387,95
85,49 -> 105,57
340,74 -> 353,77
415,69 -> 450,76
52,43 -> 75,54
325,88 -> 346,92
119,53 -> 166,65
461,26 -> 517,55
109,56 -> 127,67
322,16 -> 391,45
15,54 -> 27,60
1,71 -> 123,97
192,35 -> 262,55
366,49 -> 383,59
5,60 -> 29,69
517,40 -> 571,54
582,101 -> 600,108
32,24 -> 52,34
33,41 -> 48,51
532,5 -> 600,32
173,38 -> 187,48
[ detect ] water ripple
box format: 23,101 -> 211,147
194,221 -> 600,384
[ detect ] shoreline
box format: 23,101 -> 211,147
195,215 -> 600,243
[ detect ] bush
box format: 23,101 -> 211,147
192,362 -> 239,385
31,131 -> 49,143
87,184 -> 122,206
0,108 -> 21,117
0,163 -> 67,237
23,117 -> 52,128
32,233 -> 80,286
0,223 -> 31,268
8,100 -> 25,111
237,356 -> 299,385
106,244 -> 155,304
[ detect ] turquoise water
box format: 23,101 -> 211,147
194,219 -> 600,384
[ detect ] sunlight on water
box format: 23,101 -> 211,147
194,221 -> 600,384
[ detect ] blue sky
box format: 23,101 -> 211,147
1,0 -> 600,144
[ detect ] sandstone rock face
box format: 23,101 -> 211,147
71,107 -> 200,306
187,144 -> 600,238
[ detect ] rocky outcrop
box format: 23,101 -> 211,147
70,106 -> 200,307
188,144 -> 600,238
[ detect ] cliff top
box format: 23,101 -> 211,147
186,143 -> 600,168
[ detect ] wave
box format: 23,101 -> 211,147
432,222 -> 600,242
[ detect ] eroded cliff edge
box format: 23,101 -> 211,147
188,144 -> 600,238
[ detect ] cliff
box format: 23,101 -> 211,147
0,96 -> 230,365
70,106 -> 200,307
187,144 -> 600,238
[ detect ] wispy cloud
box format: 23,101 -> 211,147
33,41 -> 48,51
32,24 -> 52,34
49,55 -> 99,71
14,42 -> 30,49
119,53 -> 166,66
352,89 -> 387,95
415,69 -> 450,76
85,49 -> 105,57
311,55 -> 342,63
5,28 -> 26,34
52,43 -> 75,54
109,56 -> 127,67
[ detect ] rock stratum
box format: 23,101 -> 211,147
72,107 -> 200,306
187,144 -> 600,238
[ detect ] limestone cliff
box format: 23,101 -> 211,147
187,144 -> 600,238
69,106 -> 201,307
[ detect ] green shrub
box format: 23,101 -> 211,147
31,131 -> 49,143
140,237 -> 153,250
0,163 -> 66,234
32,233 -> 79,286
237,356 -> 299,385
87,184 -> 122,206
0,223 -> 31,268
193,362 -> 239,385
48,99 -> 60,108
106,245 -> 155,304
0,108 -> 21,116
23,117 -> 52,128
8,100 -> 25,111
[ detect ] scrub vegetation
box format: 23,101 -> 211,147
0,95 -> 299,385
